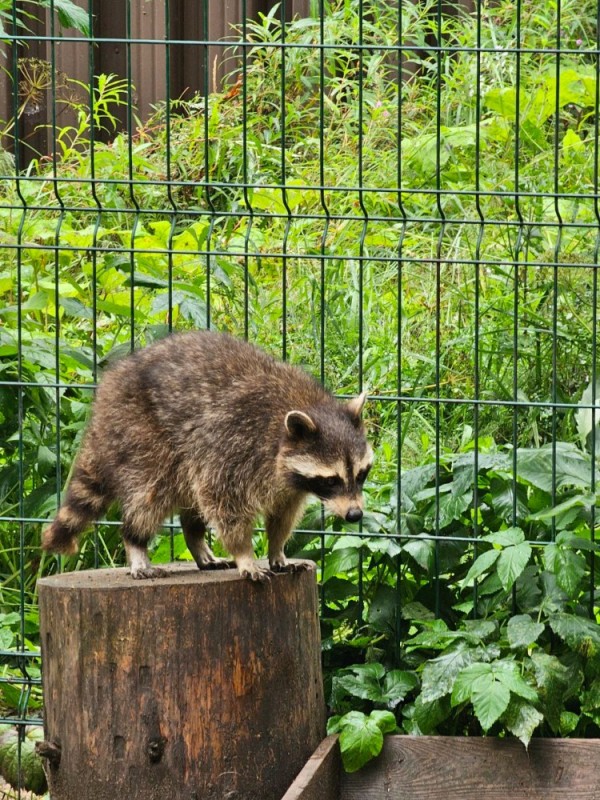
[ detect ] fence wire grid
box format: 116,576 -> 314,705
1,0 -> 600,793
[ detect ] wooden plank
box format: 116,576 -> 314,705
342,736 -> 600,800
281,735 -> 340,800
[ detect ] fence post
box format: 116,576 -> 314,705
38,561 -> 325,800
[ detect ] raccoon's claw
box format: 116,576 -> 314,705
130,566 -> 168,580
270,560 -> 312,574
197,558 -> 235,571
241,566 -> 274,583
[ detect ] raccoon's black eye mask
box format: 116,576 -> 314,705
287,473 -> 345,499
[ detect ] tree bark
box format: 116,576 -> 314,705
38,560 -> 324,800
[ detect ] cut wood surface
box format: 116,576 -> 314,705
281,734 -> 339,800
38,560 -> 324,800
342,736 -> 600,800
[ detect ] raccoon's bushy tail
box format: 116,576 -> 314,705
42,463 -> 109,555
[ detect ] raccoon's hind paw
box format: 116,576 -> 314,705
198,558 -> 235,571
130,565 -> 168,580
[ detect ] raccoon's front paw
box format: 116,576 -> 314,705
130,566 -> 168,580
237,560 -> 273,582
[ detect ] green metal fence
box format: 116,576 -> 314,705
2,0 -> 600,793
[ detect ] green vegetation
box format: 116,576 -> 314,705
1,0 -> 600,777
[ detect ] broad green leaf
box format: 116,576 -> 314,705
553,548 -> 586,598
515,443 -> 592,493
381,670 -> 419,707
463,548 -> 500,585
581,679 -> 600,719
437,490 -> 472,529
326,715 -> 342,735
528,493 -> 594,524
420,642 -> 486,703
323,547 -> 360,582
556,531 -> 598,551
502,698 -> 544,748
531,652 -> 582,732
369,710 -> 397,734
495,666 -> 538,703
485,87 -> 518,119
471,679 -> 511,732
451,662 -> 493,706
403,536 -> 435,572
497,542 -> 532,591
338,711 -> 384,773
348,663 -> 386,681
412,695 -> 452,734
507,615 -> 545,649
549,613 -> 600,657
335,675 -> 383,702
481,527 -> 525,547
559,711 -> 579,735
367,585 -> 397,634
39,0 -> 90,34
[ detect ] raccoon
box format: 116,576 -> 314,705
42,331 -> 373,581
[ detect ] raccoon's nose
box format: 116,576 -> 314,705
345,507 -> 363,523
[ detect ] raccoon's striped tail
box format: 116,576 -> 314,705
42,464 -> 109,555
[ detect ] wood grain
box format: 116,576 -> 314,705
342,736 -> 600,800
38,561 -> 324,800
281,735 -> 340,800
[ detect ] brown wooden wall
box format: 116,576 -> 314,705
0,0 -> 311,163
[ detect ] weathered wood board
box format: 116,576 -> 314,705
285,735 -> 600,800
38,561 -> 324,800
281,735 -> 340,800
343,736 -> 600,799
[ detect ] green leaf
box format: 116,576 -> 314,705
335,675 -> 383,703
338,711 -> 384,773
420,642 -> 486,703
463,548 -> 500,585
0,726 -> 47,794
531,652 -> 581,732
403,536 -> 435,571
471,679 -> 511,732
549,613 -> 600,657
507,614 -> 545,649
502,698 -> 544,748
326,715 -> 342,735
323,547 -> 360,582
369,710 -> 397,734
481,527 -> 525,547
348,663 -> 386,681
39,0 -> 90,35
412,695 -> 451,734
515,443 -> 592,493
452,662 -> 520,731
497,542 -> 532,591
559,711 -> 579,735
553,548 -> 586,598
495,666 -> 538,703
381,670 -> 418,708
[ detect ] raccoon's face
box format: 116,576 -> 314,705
279,392 -> 373,523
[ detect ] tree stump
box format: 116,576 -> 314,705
38,560 -> 325,800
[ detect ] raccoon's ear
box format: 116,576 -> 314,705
285,410 -> 318,439
346,391 -> 367,421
